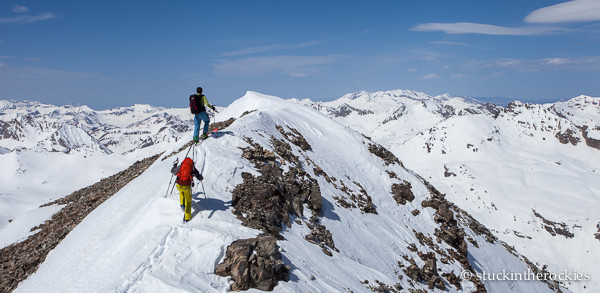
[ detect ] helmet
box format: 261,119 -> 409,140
196,87 -> 203,94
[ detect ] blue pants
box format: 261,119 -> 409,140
194,111 -> 210,138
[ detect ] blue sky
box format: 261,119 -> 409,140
1,1 -> 599,109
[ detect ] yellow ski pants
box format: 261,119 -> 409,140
176,184 -> 192,221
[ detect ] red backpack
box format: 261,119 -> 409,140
177,158 -> 194,185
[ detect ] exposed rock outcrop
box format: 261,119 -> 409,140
214,234 -> 289,291
390,182 -> 414,205
419,179 -> 487,292
580,125 -> 600,151
533,209 -> 574,238
232,139 -> 322,236
402,253 -> 445,291
555,129 -> 580,146
211,117 -> 236,131
363,279 -> 403,293
368,143 -> 403,166
304,215 -> 339,257
276,125 -> 312,151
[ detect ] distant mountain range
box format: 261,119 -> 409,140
0,100 -> 192,155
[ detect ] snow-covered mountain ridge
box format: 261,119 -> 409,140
300,90 -> 600,293
4,92 -> 556,293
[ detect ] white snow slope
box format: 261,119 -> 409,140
12,92 -> 553,293
304,90 -> 600,293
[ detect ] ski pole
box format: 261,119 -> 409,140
165,174 -> 174,197
209,109 -> 218,133
165,158 -> 179,197
200,179 -> 207,199
170,180 -> 177,194
191,146 -> 195,197
184,142 -> 194,157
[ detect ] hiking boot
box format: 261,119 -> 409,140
193,136 -> 199,143
201,133 -> 208,140
183,219 -> 189,224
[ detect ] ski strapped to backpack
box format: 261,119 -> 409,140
189,94 -> 206,114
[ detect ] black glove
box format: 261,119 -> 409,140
211,106 -> 216,111
197,174 -> 204,181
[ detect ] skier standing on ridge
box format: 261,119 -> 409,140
189,87 -> 216,143
171,157 -> 203,223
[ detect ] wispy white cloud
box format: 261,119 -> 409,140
451,73 -> 468,78
289,73 -> 308,77
525,0 -> 600,24
495,59 -> 521,68
421,73 -> 440,79
213,55 -> 346,76
222,41 -> 320,57
412,22 -> 569,36
12,4 -> 30,13
430,41 -> 469,46
544,58 -> 572,66
472,56 -> 600,71
408,68 -> 418,72
409,50 -> 445,63
0,12 -> 55,25
413,1 -> 598,37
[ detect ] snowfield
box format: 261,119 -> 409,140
4,92 -> 559,292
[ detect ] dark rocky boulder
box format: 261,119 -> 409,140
390,182 -> 414,205
215,234 -> 290,291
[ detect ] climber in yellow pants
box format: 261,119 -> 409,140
171,157 -> 203,223
176,184 -> 192,222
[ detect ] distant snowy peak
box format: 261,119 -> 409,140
311,90 -> 500,119
501,96 -> 600,151
49,124 -> 112,154
551,95 -> 600,123
0,100 -> 192,155
302,90 -> 599,152
0,100 -> 95,118
339,89 -> 431,101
